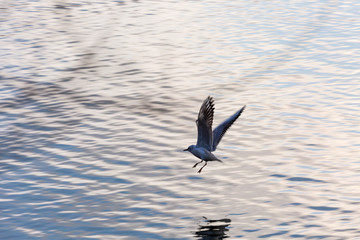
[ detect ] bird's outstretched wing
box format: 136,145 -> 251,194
212,105 -> 246,151
196,96 -> 214,150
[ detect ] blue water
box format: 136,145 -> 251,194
1,0 -> 360,239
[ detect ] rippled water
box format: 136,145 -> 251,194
1,0 -> 360,239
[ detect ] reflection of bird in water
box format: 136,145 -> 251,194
194,217 -> 231,240
184,96 -> 246,173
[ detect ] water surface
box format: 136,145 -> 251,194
1,0 -> 360,239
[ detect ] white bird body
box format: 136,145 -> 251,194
184,96 -> 246,173
186,145 -> 221,162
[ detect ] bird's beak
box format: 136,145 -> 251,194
183,148 -> 188,151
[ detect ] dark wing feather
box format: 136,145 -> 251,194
196,96 -> 215,150
212,105 -> 246,151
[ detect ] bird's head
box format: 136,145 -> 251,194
183,145 -> 195,152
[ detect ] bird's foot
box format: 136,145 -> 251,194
193,160 -> 203,168
197,162 -> 207,173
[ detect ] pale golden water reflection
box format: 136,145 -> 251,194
1,0 -> 360,239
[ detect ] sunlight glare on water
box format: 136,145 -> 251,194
1,0 -> 360,239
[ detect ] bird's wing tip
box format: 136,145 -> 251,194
207,96 -> 214,104
240,105 -> 246,113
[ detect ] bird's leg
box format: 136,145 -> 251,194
198,162 -> 207,173
193,160 -> 203,168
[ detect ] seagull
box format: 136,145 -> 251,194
184,96 -> 246,173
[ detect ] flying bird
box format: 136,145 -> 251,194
184,96 -> 246,173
